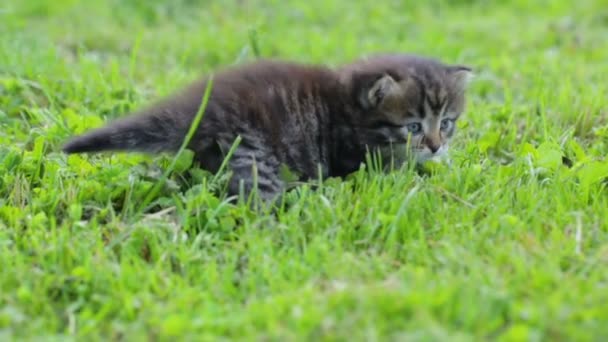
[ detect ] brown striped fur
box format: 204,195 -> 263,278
62,53 -> 472,202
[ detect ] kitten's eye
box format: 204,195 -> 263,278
406,122 -> 422,134
440,119 -> 454,131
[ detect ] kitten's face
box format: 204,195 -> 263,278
349,56 -> 472,166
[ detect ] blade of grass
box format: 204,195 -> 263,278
136,76 -> 215,216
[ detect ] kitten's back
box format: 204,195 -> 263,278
62,59 -> 340,155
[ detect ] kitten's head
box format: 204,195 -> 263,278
343,54 -> 473,165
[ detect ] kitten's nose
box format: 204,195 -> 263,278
424,134 -> 441,154
428,143 -> 440,154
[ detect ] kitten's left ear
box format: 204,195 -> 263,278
354,73 -> 398,109
447,65 -> 474,88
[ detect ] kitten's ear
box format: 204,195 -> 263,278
355,73 -> 398,109
447,65 -> 474,88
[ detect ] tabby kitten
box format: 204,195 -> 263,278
62,53 -> 472,202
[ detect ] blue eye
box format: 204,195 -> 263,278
440,119 -> 453,131
406,122 -> 422,134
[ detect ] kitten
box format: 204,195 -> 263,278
62,53 -> 472,202
337,54 -> 471,167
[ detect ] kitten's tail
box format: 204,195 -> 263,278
62,113 -> 185,154
62,79 -> 211,155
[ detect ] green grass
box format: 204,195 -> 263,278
1,0 -> 608,340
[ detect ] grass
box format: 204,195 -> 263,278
1,0 -> 608,340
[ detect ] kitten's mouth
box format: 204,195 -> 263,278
383,143 -> 447,164
377,143 -> 449,167
413,146 -> 448,164
414,153 -> 435,164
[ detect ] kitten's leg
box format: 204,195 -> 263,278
227,145 -> 284,204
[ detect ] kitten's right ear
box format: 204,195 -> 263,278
354,73 -> 398,109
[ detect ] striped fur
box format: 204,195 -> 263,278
62,54 -> 472,202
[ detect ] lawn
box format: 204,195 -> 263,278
1,0 -> 608,340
